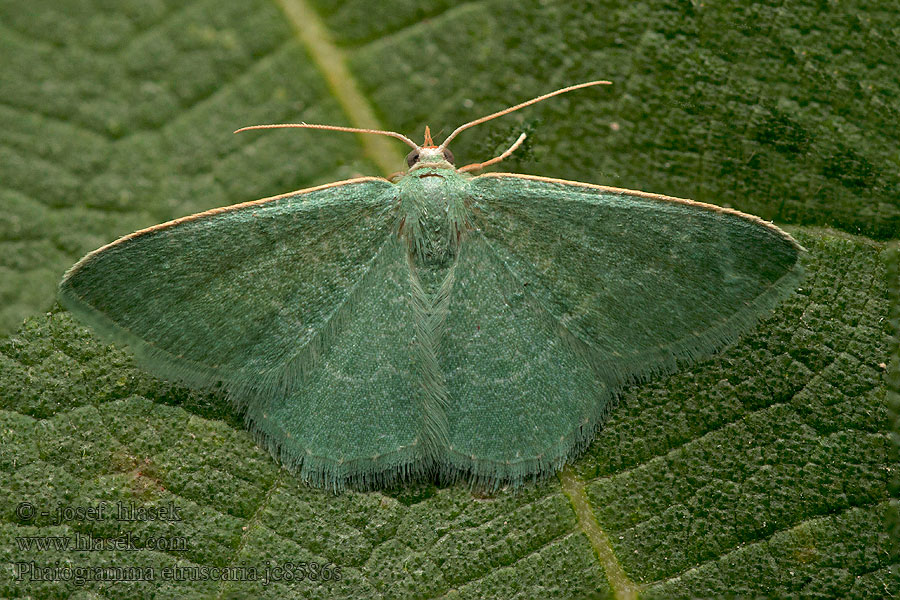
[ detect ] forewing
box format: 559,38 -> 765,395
470,173 -> 803,387
59,177 -> 398,401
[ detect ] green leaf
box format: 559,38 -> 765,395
1,0 -> 897,597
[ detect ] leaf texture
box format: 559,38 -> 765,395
1,0 -> 896,597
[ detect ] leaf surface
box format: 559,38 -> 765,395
1,0 -> 897,597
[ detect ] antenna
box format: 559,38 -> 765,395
234,122 -> 420,151
438,80 -> 612,150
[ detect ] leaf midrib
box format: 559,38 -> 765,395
274,0 -> 407,176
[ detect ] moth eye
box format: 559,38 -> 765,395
406,149 -> 420,167
442,148 -> 455,165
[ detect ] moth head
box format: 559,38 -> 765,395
406,126 -> 455,169
406,147 -> 455,168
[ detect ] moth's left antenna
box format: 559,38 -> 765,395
234,123 -> 421,151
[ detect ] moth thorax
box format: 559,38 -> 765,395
399,179 -> 466,268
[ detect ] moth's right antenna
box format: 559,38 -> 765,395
438,80 -> 612,150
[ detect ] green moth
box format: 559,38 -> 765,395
58,82 -> 803,491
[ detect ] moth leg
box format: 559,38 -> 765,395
457,133 -> 527,173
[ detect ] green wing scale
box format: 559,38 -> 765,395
60,168 -> 803,490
